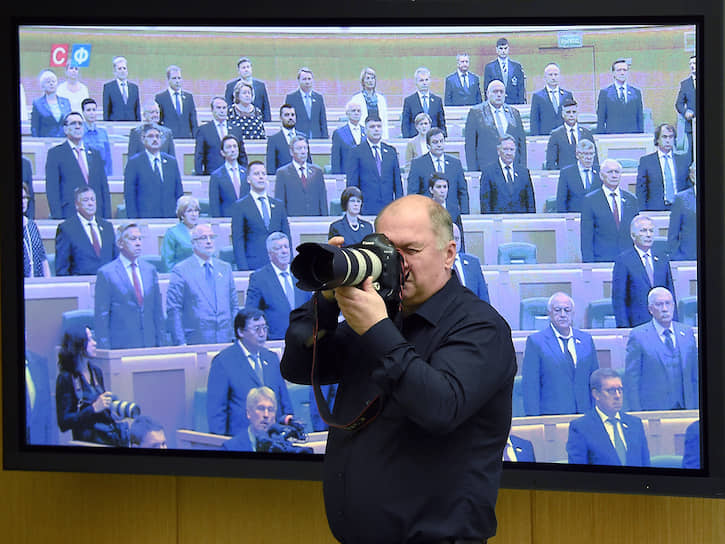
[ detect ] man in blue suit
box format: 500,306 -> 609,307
274,136 -> 328,216
166,224 -> 239,345
555,139 -> 602,213
209,135 -> 248,217
624,287 -> 698,412
45,112 -> 112,220
667,162 -> 697,260
224,56 -> 272,122
124,124 -> 184,218
580,159 -> 640,262
330,101 -> 365,175
284,67 -> 328,139
345,115 -> 403,216
675,55 -> 696,160
400,67 -> 446,138
529,63 -> 574,136
194,97 -> 248,176
154,65 -> 198,139
94,223 -> 164,349
452,224 -> 489,303
636,123 -> 691,211
479,134 -> 535,214
612,215 -> 675,328
444,53 -> 482,106
207,308 -> 294,437
245,232 -> 313,341
522,292 -> 600,416
223,387 -> 279,452
483,37 -> 526,105
545,98 -> 599,171
55,186 -> 118,276
102,56 -> 140,121
265,104 -> 311,175
504,435 -> 536,462
231,161 -> 291,271
567,368 -> 651,467
596,59 -> 644,134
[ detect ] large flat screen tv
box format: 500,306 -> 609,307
4,0 -> 725,498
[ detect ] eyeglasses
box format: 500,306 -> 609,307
245,325 -> 269,334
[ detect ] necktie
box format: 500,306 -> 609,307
251,353 -> 264,384
74,147 -> 89,183
494,108 -> 506,137
287,130 -> 294,144
373,145 -> 382,175
607,418 -> 627,465
643,252 -> 654,285
462,73 -> 469,90
154,157 -> 163,182
663,154 -> 675,203
610,192 -> 620,228
259,196 -> 270,228
422,94 -> 429,114
504,165 -> 513,184
559,336 -> 575,367
174,91 -> 182,115
204,261 -> 217,309
501,62 -> 508,84
218,122 -> 227,139
436,157 -> 444,173
121,81 -> 128,103
570,128 -> 577,147
618,86 -> 626,103
88,222 -> 101,257
551,89 -> 559,110
130,262 -> 143,306
351,126 -> 360,145
304,94 -> 312,118
583,169 -> 590,190
663,329 -> 675,352
231,166 -> 241,198
300,165 -> 308,189
281,271 -> 295,309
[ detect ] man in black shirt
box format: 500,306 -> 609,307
281,194 -> 516,544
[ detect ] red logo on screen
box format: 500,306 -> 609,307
50,44 -> 69,67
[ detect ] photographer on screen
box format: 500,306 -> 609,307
281,195 -> 517,544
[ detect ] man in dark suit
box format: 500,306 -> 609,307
668,162 -> 697,260
223,387 -> 279,452
444,52 -> 482,106
55,186 -> 118,276
284,67 -> 328,139
206,308 -> 294,436
580,159 -> 640,262
483,37 -> 526,105
624,287 -> 698,412
45,112 -> 112,220
232,161 -> 291,271
555,139 -> 602,213
127,101 -> 175,158
522,292 -> 600,416
124,124 -> 184,218
209,135 -> 248,217
166,223 -> 239,345
566,368 -> 651,467
265,104 -> 311,175
504,435 -> 536,462
274,136 -> 328,216
612,215 -> 676,328
545,97 -> 599,171
407,128 -> 469,221
195,96 -> 247,176
529,63 -> 573,136
154,65 -> 198,139
675,55 -> 696,160
25,349 -> 53,445
452,223 -> 489,303
330,100 -> 365,175
596,59 -> 644,134
94,223 -> 164,349
464,79 -> 527,171
400,67 -> 446,138
636,123 -> 691,211
246,232 -> 313,340
102,56 -> 140,121
479,134 -> 535,214
346,115 -> 403,216
224,56 -> 271,122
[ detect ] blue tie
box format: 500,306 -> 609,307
204,262 -> 217,309
259,196 -> 270,229
422,94 -> 429,114
373,145 -> 382,175
663,154 -> 675,203
174,91 -> 182,115
608,418 -> 627,465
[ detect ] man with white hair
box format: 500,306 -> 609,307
330,100 -> 365,174
401,66 -> 446,138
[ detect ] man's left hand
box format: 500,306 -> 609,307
334,277 -> 388,335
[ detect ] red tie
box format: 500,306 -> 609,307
88,222 -> 101,257
231,166 -> 241,198
300,166 -> 308,189
610,192 -> 620,229
131,262 -> 143,306
75,147 -> 89,183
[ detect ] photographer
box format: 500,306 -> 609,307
281,195 -> 517,544
55,323 -> 128,446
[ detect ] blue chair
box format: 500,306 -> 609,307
586,299 -> 616,329
217,246 -> 237,271
520,297 -> 549,331
115,203 -> 127,219
544,196 -> 557,213
198,198 -> 210,217
61,309 -> 95,336
678,296 -> 697,327
329,199 -> 343,216
286,382 -> 313,433
498,242 -> 537,265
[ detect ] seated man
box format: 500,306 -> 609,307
555,139 -> 602,213
166,224 -> 238,345
207,309 -> 294,437
245,232 -> 312,341
479,134 -> 535,214
522,292 -> 600,416
129,416 -> 167,449
624,287 -> 698,411
274,135 -> 328,216
566,368 -> 651,467
223,387 -> 278,452
451,223 -> 489,303
503,434 -> 535,462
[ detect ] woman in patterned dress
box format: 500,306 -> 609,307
22,182 -> 51,277
228,81 -> 266,140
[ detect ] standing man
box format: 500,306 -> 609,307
102,56 -> 140,121
194,96 -> 247,176
452,223 -> 490,303
330,100 -> 365,175
281,195 -> 517,543
400,67 -> 446,139
246,232 -> 313,341
484,37 -> 526,105
94,223 -> 164,349
128,101 -> 175,158
124,123 -> 184,218
596,59 -> 644,134
155,65 -> 198,139
444,52 -> 482,106
209,135 -> 248,217
81,98 -> 113,176
224,56 -> 271,122
274,136 -> 328,216
479,135 -> 535,214
54,186 -> 118,276
529,62 -> 573,136
566,368 -> 651,467
545,97 -> 599,170
265,104 -> 310,175
45,112 -> 111,220
166,223 -> 238,345
522,292 -> 600,416
624,287 -> 698,412
636,123 -> 691,211
555,139 -> 602,213
464,79 -> 527,171
285,67 -> 328,139
580,159 -> 640,262
675,55 -> 696,160
667,162 -> 697,261
231,161 -> 291,271
346,115 -> 403,216
612,215 -> 675,328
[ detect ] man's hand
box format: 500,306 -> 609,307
335,277 -> 388,335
